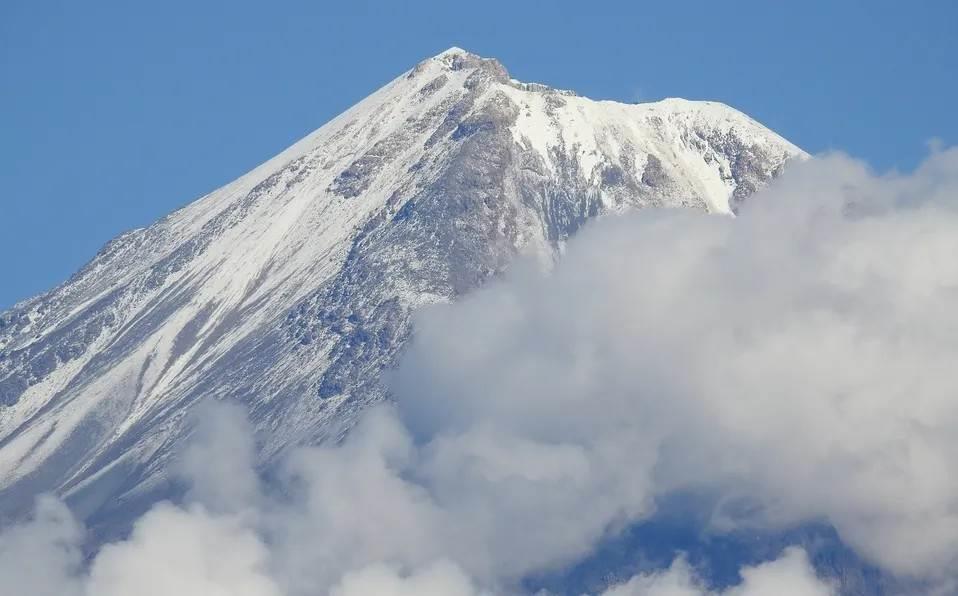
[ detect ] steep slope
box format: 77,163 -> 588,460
0,48 -> 803,523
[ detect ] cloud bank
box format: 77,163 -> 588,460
3,148 -> 958,595
392,148 -> 958,581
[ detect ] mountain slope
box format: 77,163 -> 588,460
0,48 -> 803,524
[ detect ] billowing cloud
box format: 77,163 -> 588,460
603,547 -> 834,596
87,504 -> 281,596
392,148 -> 958,581
2,148 -> 957,595
0,496 -> 82,596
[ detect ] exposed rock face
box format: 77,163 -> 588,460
0,48 -> 803,527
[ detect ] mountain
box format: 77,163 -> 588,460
0,48 -> 803,528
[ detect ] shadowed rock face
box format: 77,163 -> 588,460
0,49 -> 803,534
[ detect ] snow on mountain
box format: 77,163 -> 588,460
0,48 -> 803,525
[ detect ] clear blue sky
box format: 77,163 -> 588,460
1,0 -> 956,308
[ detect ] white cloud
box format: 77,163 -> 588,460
177,399 -> 262,515
604,548 -> 834,596
391,148 -> 958,580
2,148 -> 958,594
87,504 -> 281,596
0,496 -> 82,596
263,408 -> 453,594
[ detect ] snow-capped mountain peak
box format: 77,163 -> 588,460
0,48 -> 803,528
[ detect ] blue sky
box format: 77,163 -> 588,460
1,0 -> 956,308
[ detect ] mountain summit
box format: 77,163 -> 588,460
0,48 -> 803,527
